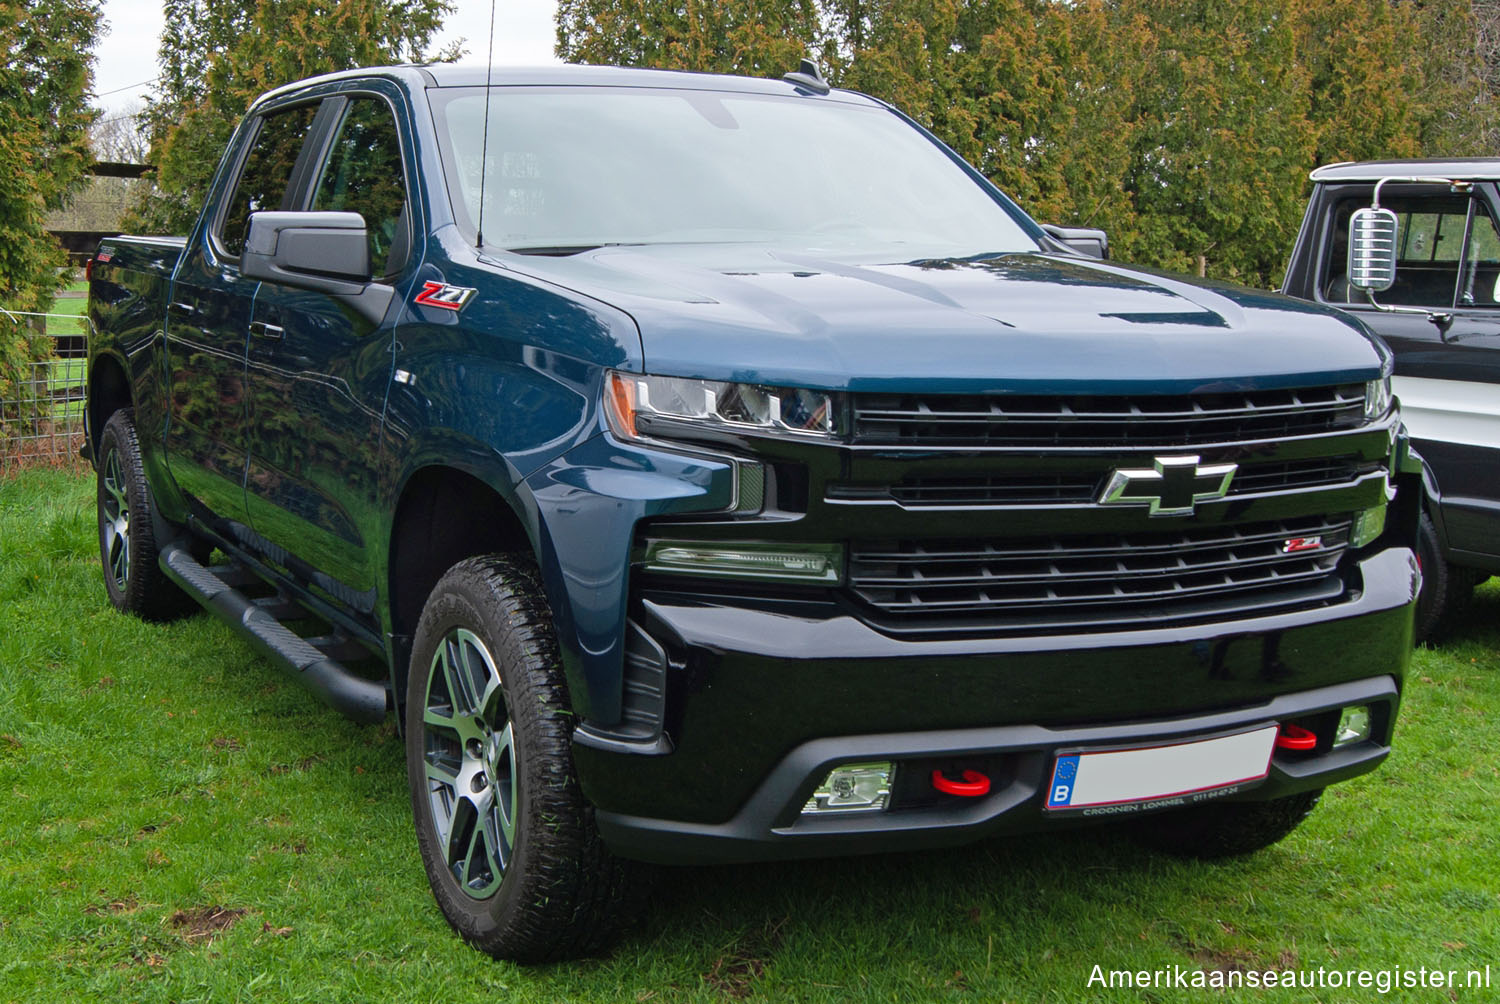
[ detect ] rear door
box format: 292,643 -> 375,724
164,100 -> 324,532
242,88 -> 418,608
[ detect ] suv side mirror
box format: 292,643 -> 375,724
242,211 -> 393,324
1042,224 -> 1109,259
1347,207 -> 1398,293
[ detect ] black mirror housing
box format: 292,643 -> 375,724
241,211 -> 393,324
242,211 -> 372,289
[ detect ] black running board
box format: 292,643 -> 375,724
159,542 -> 389,723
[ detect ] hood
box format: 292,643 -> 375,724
499,246 -> 1387,395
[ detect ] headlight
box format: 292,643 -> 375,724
605,371 -> 841,441
1364,375 -> 1392,421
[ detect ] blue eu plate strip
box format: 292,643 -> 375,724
1048,754 -> 1080,808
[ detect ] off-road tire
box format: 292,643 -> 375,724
405,555 -> 644,962
96,408 -> 195,620
1132,789 -> 1323,859
1414,511 -> 1474,645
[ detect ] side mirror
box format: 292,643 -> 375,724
1042,224 -> 1109,259
242,211 -> 393,324
1347,207 -> 1398,293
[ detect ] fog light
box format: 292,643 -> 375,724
1335,705 -> 1372,747
802,762 -> 892,814
644,540 -> 842,584
1350,502 -> 1387,548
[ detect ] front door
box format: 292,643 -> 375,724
243,91 -> 417,607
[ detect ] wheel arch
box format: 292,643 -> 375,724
87,352 -> 132,462
386,462 -> 544,710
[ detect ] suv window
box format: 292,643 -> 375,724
310,96 -> 410,277
1323,193 -> 1497,308
219,103 -> 320,258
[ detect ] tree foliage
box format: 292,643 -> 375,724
129,0 -> 459,234
557,0 -> 1497,287
0,0 -> 100,422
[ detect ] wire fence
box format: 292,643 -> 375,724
0,304 -> 88,478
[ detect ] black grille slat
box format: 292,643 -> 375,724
837,457 -> 1375,508
851,384 -> 1366,446
855,518 -> 1349,564
888,474 -> 1097,506
857,564 -> 1339,613
848,517 -> 1351,621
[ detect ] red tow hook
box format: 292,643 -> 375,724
931,769 -> 991,797
1275,723 -> 1318,751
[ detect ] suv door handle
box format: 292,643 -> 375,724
167,301 -> 196,319
249,321 -> 284,340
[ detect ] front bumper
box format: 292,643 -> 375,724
574,546 -> 1416,864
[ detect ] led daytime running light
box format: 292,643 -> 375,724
643,540 -> 843,584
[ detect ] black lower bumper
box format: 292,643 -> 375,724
575,546 -> 1416,864
595,675 -> 1395,864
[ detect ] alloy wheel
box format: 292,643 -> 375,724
100,445 -> 130,590
419,627 -> 518,898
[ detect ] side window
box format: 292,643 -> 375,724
1322,194 -> 1479,308
1460,203 -> 1500,306
219,103 -> 320,258
310,97 -> 410,277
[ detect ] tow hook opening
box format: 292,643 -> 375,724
1275,722 -> 1319,751
931,768 -> 991,797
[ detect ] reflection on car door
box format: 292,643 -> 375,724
243,92 -> 416,608
164,101 -> 321,533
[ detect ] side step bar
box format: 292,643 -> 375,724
159,542 -> 389,723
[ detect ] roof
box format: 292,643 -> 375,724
1310,158 -> 1500,183
254,62 -> 877,109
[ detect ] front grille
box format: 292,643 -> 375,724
830,456 -> 1376,508
851,384 -> 1367,446
847,516 -> 1351,629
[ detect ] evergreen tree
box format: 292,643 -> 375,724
561,1 -> 1497,285
130,0 -> 458,234
0,0 -> 100,425
557,0 -> 821,74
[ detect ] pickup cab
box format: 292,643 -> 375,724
86,63 -> 1419,961
1282,158 -> 1500,639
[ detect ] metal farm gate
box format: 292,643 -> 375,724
0,306 -> 88,477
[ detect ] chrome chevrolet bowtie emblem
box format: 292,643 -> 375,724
1099,455 -> 1237,516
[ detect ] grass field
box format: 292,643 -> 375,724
1,468 -> 1496,1002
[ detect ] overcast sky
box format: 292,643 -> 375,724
92,0 -> 562,115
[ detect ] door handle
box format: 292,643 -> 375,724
167,301 -> 196,319
248,321 -> 284,340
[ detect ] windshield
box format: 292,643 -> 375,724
429,85 -> 1041,258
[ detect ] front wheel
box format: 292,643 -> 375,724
405,555 -> 643,962
1132,789 -> 1322,859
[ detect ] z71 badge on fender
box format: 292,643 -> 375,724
413,281 -> 477,310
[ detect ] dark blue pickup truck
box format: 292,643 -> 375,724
86,63 -> 1419,960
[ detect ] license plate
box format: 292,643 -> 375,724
1045,724 -> 1278,813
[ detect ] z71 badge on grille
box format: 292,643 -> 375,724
1099,455 -> 1237,516
413,281 -> 477,311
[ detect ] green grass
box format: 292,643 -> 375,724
46,287 -> 86,337
2,468 -> 1497,1002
